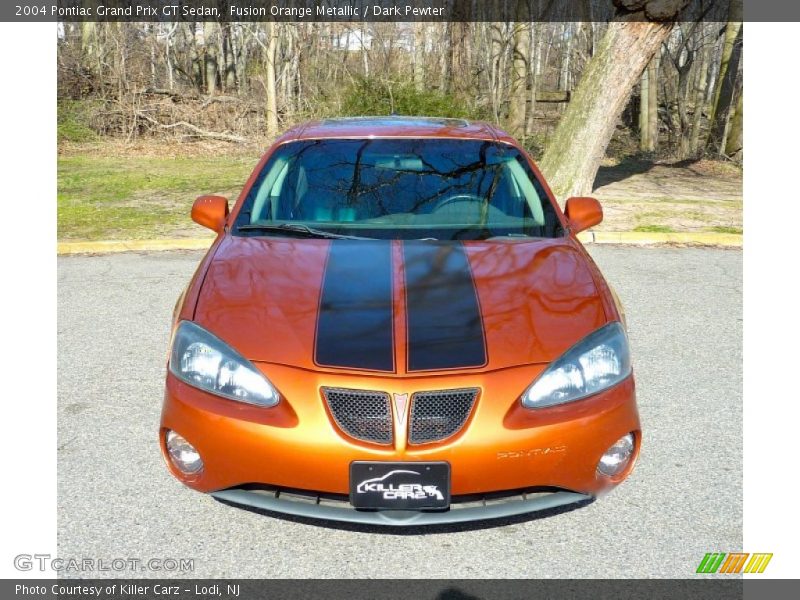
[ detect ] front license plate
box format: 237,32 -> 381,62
349,461 -> 451,510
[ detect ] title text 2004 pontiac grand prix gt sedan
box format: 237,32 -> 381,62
160,117 -> 641,526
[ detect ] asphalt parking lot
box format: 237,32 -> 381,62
57,245 -> 742,578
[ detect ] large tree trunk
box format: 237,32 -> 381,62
540,18 -> 674,199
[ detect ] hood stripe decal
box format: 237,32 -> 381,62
314,240 -> 395,372
403,242 -> 487,371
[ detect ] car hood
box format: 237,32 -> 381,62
194,235 -> 608,374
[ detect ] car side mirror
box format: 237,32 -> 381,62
564,196 -> 602,234
191,195 -> 229,233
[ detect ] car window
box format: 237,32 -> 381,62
234,138 -> 563,240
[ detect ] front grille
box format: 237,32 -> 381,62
323,387 -> 392,445
409,388 -> 479,444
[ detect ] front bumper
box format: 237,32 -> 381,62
160,363 -> 640,524
212,486 -> 592,526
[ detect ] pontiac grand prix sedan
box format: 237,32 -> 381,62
160,116 -> 640,526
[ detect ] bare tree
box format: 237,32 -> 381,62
203,21 -> 219,95
413,23 -> 426,91
688,24 -> 713,156
639,55 -> 658,152
264,22 -> 279,137
724,85 -> 743,161
508,17 -> 531,137
706,1 -> 742,155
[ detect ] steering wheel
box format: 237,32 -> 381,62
432,194 -> 485,212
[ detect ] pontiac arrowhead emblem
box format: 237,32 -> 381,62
393,393 -> 409,426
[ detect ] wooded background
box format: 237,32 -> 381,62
57,1 -> 743,197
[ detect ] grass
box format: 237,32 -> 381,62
633,224 -> 676,233
58,101 -> 98,143
58,154 -> 255,240
708,225 -> 743,234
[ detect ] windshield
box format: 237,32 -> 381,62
234,138 -> 563,240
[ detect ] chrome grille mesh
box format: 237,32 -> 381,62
409,388 -> 479,444
322,388 -> 392,445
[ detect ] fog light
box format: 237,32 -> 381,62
165,430 -> 203,474
597,433 -> 635,477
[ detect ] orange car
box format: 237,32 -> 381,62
160,117 -> 640,526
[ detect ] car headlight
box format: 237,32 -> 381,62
169,321 -> 280,407
521,322 -> 631,408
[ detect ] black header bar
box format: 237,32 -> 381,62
1,0 -> 794,23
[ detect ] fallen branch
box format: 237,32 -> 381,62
157,121 -> 248,143
142,88 -> 200,100
135,111 -> 248,143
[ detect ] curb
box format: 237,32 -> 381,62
57,232 -> 742,255
576,231 -> 742,247
57,238 -> 215,255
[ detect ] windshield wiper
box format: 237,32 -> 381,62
237,223 -> 373,240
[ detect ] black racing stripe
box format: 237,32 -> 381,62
404,241 -> 487,371
315,240 -> 395,372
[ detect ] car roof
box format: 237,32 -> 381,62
276,116 -> 516,144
